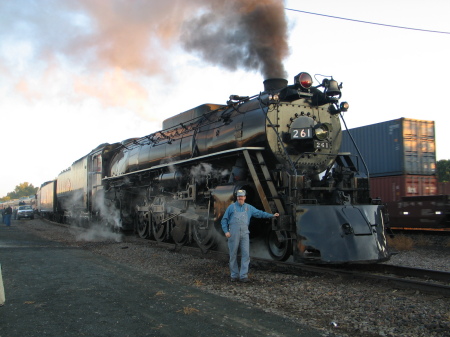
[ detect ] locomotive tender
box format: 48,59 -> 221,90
39,71 -> 390,263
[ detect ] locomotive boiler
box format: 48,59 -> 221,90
55,71 -> 390,263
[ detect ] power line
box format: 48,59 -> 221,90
285,7 -> 450,35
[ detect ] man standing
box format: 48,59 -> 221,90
4,206 -> 12,228
221,190 -> 279,282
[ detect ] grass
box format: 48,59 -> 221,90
387,232 -> 450,250
387,235 -> 414,251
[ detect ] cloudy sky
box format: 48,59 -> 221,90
1,0 -> 449,198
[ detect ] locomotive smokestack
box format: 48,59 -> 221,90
263,78 -> 288,92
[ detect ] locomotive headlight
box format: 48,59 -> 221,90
314,124 -> 329,140
294,72 -> 313,89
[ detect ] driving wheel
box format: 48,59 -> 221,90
192,219 -> 217,252
171,215 -> 189,245
267,230 -> 292,261
137,211 -> 150,239
152,213 -> 167,242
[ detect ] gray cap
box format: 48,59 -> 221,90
236,189 -> 246,196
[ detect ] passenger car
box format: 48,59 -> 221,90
17,205 -> 34,220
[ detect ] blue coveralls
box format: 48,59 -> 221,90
221,202 -> 274,280
4,207 -> 12,227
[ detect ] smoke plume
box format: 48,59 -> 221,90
2,0 -> 290,79
180,1 -> 290,79
70,0 -> 290,78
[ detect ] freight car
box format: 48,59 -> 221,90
36,180 -> 57,220
387,195 -> 450,231
38,71 -> 391,264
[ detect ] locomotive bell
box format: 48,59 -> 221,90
322,78 -> 341,98
263,78 -> 288,92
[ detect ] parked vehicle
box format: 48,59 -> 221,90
17,205 -> 35,220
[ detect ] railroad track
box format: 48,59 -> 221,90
289,263 -> 450,297
125,233 -> 450,296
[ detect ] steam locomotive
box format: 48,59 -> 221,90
37,71 -> 390,263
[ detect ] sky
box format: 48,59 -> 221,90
0,0 -> 449,198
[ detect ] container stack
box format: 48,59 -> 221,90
340,118 -> 437,203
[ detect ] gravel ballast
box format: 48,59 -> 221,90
13,220 -> 450,337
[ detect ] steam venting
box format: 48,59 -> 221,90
190,163 -> 229,183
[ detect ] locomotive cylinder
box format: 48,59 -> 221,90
156,171 -> 185,188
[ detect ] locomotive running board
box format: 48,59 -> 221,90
103,147 -> 266,181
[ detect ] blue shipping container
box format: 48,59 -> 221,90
340,118 -> 436,177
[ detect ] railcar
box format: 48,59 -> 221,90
52,142 -> 124,227
387,195 -> 450,231
37,180 -> 57,220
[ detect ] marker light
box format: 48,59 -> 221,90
340,102 -> 349,112
269,94 -> 280,101
295,72 -> 313,89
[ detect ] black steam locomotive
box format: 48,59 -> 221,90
37,72 -> 390,263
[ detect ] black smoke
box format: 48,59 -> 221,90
181,1 -> 290,79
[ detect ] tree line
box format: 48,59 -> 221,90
437,159 -> 450,182
0,182 -> 38,202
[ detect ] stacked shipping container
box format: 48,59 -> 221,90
340,118 -> 449,230
369,175 -> 437,202
341,118 -> 437,203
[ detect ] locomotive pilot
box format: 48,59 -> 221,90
221,190 -> 279,282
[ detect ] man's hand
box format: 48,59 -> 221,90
225,232 -> 231,238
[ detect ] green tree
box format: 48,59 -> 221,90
436,159 -> 450,182
6,182 -> 38,200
